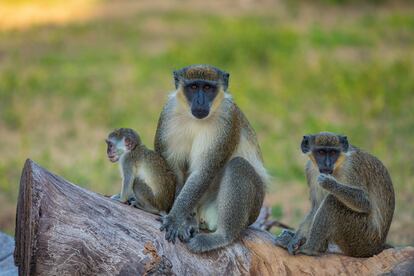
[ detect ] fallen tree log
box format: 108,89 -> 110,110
14,159 -> 414,275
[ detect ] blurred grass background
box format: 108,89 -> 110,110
0,0 -> 413,246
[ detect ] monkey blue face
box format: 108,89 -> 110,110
174,65 -> 229,120
301,132 -> 349,175
311,147 -> 341,174
183,79 -> 218,119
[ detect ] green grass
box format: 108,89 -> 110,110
0,1 -> 413,245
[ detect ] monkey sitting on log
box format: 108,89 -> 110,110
155,64 -> 267,253
106,128 -> 176,214
274,132 -> 395,257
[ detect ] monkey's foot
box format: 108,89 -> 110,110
273,229 -> 295,249
126,197 -> 137,205
110,193 -> 121,201
182,213 -> 199,242
287,235 -> 307,255
187,233 -> 227,254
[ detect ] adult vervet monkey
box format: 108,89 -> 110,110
275,132 -> 395,257
155,64 -> 268,253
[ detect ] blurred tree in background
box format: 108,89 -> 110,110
0,0 -> 413,246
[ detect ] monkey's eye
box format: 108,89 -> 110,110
191,84 -> 197,90
204,85 -> 211,91
318,150 -> 325,155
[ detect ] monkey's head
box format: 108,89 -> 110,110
106,128 -> 141,162
301,132 -> 349,174
173,64 -> 229,119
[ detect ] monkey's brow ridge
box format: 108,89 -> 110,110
314,135 -> 340,146
183,67 -> 220,81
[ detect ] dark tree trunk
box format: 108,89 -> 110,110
14,159 -> 414,275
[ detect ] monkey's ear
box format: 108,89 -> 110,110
124,137 -> 136,151
301,135 -> 311,153
222,72 -> 230,91
339,135 -> 349,152
173,70 -> 180,89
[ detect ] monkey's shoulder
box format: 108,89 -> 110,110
347,147 -> 391,181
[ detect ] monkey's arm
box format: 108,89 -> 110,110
318,174 -> 371,213
120,166 -> 135,203
296,207 -> 317,238
154,107 -> 168,154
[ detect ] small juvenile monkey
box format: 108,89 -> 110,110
274,132 -> 395,257
155,64 -> 267,253
106,128 -> 176,214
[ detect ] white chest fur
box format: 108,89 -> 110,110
161,95 -> 268,183
162,102 -> 221,172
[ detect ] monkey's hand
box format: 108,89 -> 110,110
273,229 -> 295,249
159,213 -> 198,244
287,233 -> 307,255
317,174 -> 337,190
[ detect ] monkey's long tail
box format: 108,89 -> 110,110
186,232 -> 231,254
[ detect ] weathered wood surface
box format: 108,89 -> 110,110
14,159 -> 414,275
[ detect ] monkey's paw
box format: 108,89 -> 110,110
287,234 -> 307,255
273,229 -> 295,249
159,214 -> 196,244
110,193 -> 126,203
187,233 -> 214,253
317,174 -> 336,190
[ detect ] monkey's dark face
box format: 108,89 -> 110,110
301,132 -> 349,175
183,80 -> 219,119
174,65 -> 229,119
312,147 -> 341,174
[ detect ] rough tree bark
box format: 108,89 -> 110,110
14,159 -> 414,275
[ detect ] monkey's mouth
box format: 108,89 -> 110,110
108,155 -> 119,162
319,168 -> 333,174
191,108 -> 209,119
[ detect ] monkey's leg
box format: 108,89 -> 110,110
318,174 -> 371,213
132,178 -> 160,215
187,157 -> 264,253
302,194 -> 377,257
298,194 -> 341,256
285,208 -> 317,254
